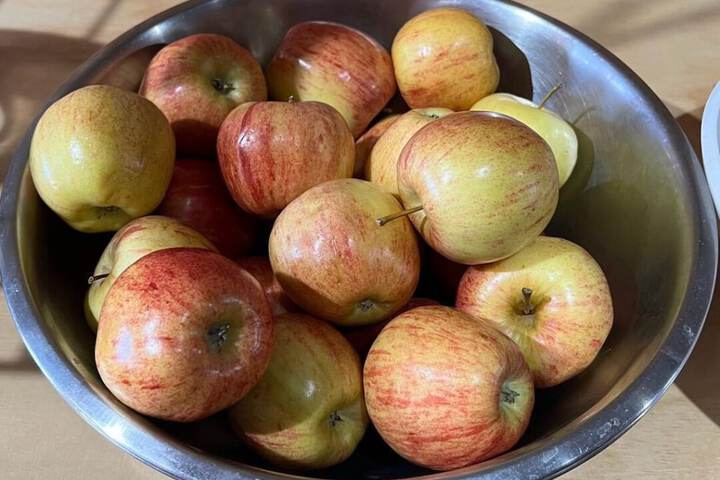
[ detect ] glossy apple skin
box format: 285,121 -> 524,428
96,248 -> 274,422
266,21 -> 396,137
85,215 -> 216,332
456,236 -> 613,388
229,313 -> 368,469
354,114 -> 400,178
471,93 -> 578,186
235,257 -> 298,316
157,159 -> 257,258
392,8 -> 499,110
269,179 -> 420,326
398,111 -> 559,265
364,108 -> 452,196
342,297 -> 439,357
140,33 -> 267,157
217,100 -> 354,217
364,306 -> 534,470
29,85 -> 175,232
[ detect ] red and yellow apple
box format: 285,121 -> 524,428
235,257 -> 297,316
364,305 -> 534,470
354,114 -> 400,178
456,236 -> 613,388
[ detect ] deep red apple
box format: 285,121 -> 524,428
96,248 -> 274,422
235,257 -> 298,316
157,159 -> 257,258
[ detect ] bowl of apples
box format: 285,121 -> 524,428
0,0 -> 716,479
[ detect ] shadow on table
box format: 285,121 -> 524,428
672,108 -> 720,427
0,347 -> 37,372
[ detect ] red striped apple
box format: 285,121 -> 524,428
364,305 -> 534,470
96,248 -> 274,422
157,159 -> 257,258
235,257 -> 297,316
354,114 -> 400,177
269,179 -> 420,326
217,100 -> 354,217
456,236 -> 613,387
394,111 -> 559,264
266,21 -> 396,137
229,313 -> 368,469
140,33 -> 267,156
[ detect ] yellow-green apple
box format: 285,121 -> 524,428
266,21 -> 396,137
456,236 -> 613,388
394,111 -> 559,264
217,100 -> 354,217
354,114 -> 400,177
140,33 -> 266,156
342,297 -> 439,357
392,8 -> 499,110
235,257 -> 297,316
96,248 -> 274,422
85,215 -> 216,332
229,313 -> 368,469
157,158 -> 257,258
471,93 -> 577,186
364,108 -> 452,195
29,85 -> 175,232
364,305 -> 534,470
269,179 -> 420,326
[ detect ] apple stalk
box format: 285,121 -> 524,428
88,273 -> 109,284
376,205 -> 423,226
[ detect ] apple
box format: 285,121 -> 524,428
393,111 -> 559,265
96,248 -> 274,422
217,100 -> 354,217
85,215 -> 216,332
235,257 -> 297,316
342,297 -> 439,357
392,8 -> 499,110
157,158 -> 257,258
471,92 -> 578,186
29,85 -> 175,232
456,236 -> 613,388
228,313 -> 368,469
140,33 -> 266,156
266,21 -> 396,137
364,108 -> 453,195
364,305 -> 534,470
354,114 -> 400,178
269,179 -> 420,326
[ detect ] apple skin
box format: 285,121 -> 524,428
364,305 -> 534,470
229,313 -> 368,470
140,33 -> 266,157
269,179 -> 420,326
342,297 -> 439,357
456,236 -> 613,388
266,21 -> 396,138
86,215 -> 216,332
397,111 -> 559,265
471,93 -> 578,186
217,100 -> 354,217
29,85 -> 175,233
354,114 -> 400,178
235,257 -> 298,317
157,158 -> 257,258
364,108 -> 453,196
96,248 -> 274,422
392,8 -> 499,110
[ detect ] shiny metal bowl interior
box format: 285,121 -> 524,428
0,0 -> 717,479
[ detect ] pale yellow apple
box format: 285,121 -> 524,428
471,93 -> 578,186
392,8 -> 499,110
85,215 -> 216,332
364,108 -> 452,196
354,114 -> 399,178
29,85 -> 175,232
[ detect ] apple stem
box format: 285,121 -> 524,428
376,205 -> 423,226
287,95 -> 295,103
87,273 -> 109,285
521,287 -> 534,315
328,410 -> 344,427
538,83 -> 564,109
211,78 -> 234,95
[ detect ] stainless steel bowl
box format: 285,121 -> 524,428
0,0 -> 716,479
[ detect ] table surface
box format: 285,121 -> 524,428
1,1 -> 719,478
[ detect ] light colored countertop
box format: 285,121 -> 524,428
1,1 -> 719,478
